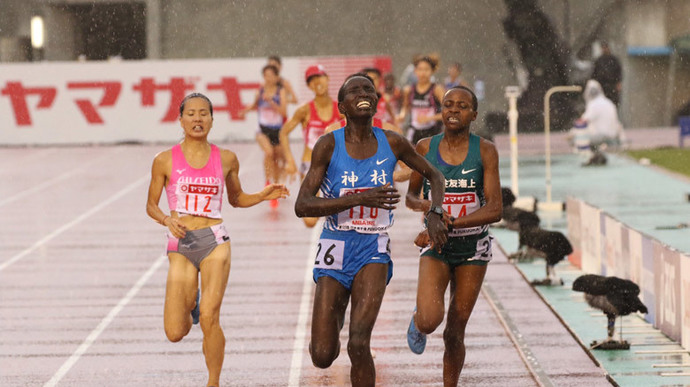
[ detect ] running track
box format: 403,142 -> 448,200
0,143 -> 610,386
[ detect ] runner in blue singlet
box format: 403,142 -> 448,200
294,73 -> 448,387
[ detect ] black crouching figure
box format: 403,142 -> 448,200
573,274 -> 648,350
496,187 -> 539,231
509,211 -> 572,286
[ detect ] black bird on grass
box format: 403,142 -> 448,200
509,211 -> 572,286
572,274 -> 648,350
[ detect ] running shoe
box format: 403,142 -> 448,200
407,309 -> 426,354
191,289 -> 200,325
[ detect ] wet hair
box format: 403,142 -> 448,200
414,56 -> 437,71
262,64 -> 279,76
337,73 -> 375,103
267,55 -> 282,65
361,67 -> 382,77
179,93 -> 213,117
446,86 -> 478,112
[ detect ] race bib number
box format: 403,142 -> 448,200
444,192 -> 483,237
412,106 -> 436,129
306,127 -> 326,150
473,235 -> 493,262
336,187 -> 392,233
259,106 -> 283,127
176,183 -> 218,215
314,239 -> 345,270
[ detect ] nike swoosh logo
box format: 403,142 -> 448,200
176,169 -> 186,175
461,168 -> 476,174
376,158 -> 388,165
371,256 -> 380,260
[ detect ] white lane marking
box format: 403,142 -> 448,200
0,148 -> 125,208
0,174 -> 148,272
0,170 -> 79,207
482,284 -> 553,387
288,221 -> 322,387
0,148 -> 58,171
43,254 -> 167,387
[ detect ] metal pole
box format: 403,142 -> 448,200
543,85 -> 582,208
505,86 -> 521,196
145,0 -> 162,59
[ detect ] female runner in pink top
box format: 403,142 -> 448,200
146,93 -> 289,387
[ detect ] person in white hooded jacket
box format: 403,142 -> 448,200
570,79 -> 625,165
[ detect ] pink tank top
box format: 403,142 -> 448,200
303,100 -> 340,150
165,144 -> 224,219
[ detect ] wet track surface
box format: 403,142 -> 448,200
0,142 -> 612,386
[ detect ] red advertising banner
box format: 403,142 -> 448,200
0,56 -> 391,145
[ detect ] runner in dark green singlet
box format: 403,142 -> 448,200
404,86 -> 503,386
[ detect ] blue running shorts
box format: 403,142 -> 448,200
313,229 -> 393,290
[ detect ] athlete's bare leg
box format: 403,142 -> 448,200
414,256 -> 452,334
310,276 -> 349,368
163,253 -> 200,342
272,145 -> 286,183
256,133 -> 276,183
348,263 -> 388,387
199,242 -> 231,387
443,264 -> 486,386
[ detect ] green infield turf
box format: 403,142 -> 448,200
626,147 -> 690,178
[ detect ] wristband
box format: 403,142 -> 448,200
426,205 -> 444,218
161,216 -> 169,226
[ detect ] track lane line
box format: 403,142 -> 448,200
0,148 -> 125,208
0,148 -> 58,171
288,221 -> 322,386
43,254 -> 167,387
482,282 -> 553,387
0,174 -> 148,272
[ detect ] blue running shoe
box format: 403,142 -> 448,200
407,310 -> 426,354
191,289 -> 200,325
